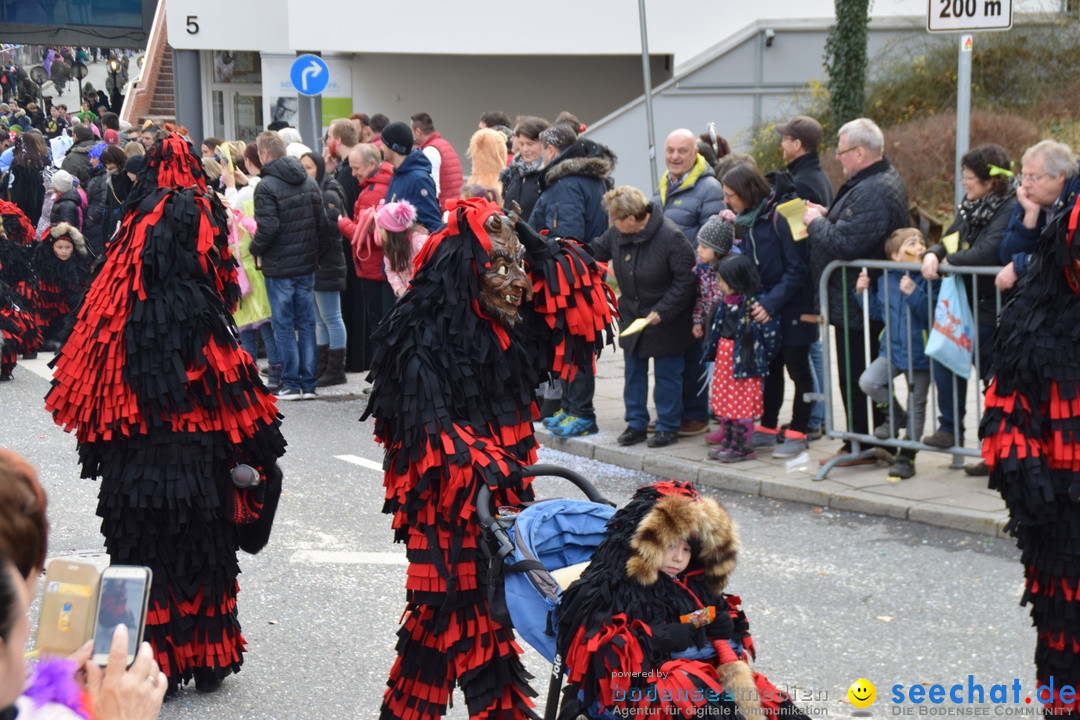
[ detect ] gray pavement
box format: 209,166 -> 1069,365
2,351 -> 1037,718
538,348 -> 1010,539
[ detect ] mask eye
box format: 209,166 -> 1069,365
496,265 -> 509,277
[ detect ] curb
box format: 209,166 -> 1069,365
537,432 -> 1010,539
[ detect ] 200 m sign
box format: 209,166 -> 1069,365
927,0 -> 1011,31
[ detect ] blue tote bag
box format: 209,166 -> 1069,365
925,275 -> 974,379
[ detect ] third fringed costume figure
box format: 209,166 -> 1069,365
557,480 -> 809,720
363,197 -> 616,720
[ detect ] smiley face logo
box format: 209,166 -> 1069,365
848,678 -> 876,708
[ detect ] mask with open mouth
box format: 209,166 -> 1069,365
479,213 -> 533,327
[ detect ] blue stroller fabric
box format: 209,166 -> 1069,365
504,498 -> 616,662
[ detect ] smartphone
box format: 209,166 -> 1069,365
35,559 -> 100,657
91,565 -> 152,666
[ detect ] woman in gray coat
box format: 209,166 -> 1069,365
591,186 -> 697,448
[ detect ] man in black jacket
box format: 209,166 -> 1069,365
777,115 -> 833,206
250,130 -> 329,400
803,118 -> 908,464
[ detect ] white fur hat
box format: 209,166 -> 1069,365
51,169 -> 74,194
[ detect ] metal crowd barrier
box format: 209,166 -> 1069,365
815,259 -> 1003,480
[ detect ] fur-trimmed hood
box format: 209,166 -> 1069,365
626,487 -> 738,593
49,222 -> 90,257
539,138 -> 616,190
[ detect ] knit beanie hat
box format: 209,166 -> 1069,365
124,154 -> 145,176
104,128 -> 119,146
52,169 -> 74,194
697,209 -> 736,256
89,142 -> 107,160
381,122 -> 413,156
375,199 -> 417,233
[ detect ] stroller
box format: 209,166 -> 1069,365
478,464 -> 616,720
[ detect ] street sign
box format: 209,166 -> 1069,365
927,0 -> 1012,32
290,54 -> 329,96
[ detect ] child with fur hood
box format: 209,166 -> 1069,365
556,481 -> 808,720
32,222 -> 94,350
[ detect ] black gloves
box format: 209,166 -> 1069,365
705,609 -> 735,640
653,621 -> 697,654
513,217 -> 556,261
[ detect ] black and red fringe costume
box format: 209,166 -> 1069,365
0,199 -> 41,375
45,134 -> 287,694
31,223 -> 94,346
363,197 -> 615,720
556,481 -> 809,720
981,181 -> 1080,716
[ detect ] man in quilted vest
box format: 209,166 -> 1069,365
411,112 -> 463,211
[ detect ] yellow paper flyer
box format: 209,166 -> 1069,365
776,198 -> 809,240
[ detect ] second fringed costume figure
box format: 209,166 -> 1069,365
45,134 -> 286,695
556,481 -> 809,720
363,197 -> 616,720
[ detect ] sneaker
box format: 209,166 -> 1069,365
678,419 -> 709,437
302,389 -> 318,400
772,437 -> 809,459
888,455 -> 916,479
275,387 -> 304,401
549,415 -> 599,438
617,426 -> 648,446
542,409 -> 567,429
807,426 -> 824,441
873,411 -> 908,440
751,430 -> 778,448
647,430 -> 678,448
922,429 -> 955,448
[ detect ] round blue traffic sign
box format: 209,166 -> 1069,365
290,54 -> 329,96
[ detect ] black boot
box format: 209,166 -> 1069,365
316,344 -> 330,379
317,347 -> 348,387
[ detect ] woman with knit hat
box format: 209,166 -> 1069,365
556,480 -> 809,720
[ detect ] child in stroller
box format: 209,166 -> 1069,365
555,480 -> 809,720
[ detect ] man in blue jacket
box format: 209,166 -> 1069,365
995,140 -> 1080,291
380,121 -> 441,231
653,128 -> 725,245
530,124 -> 615,437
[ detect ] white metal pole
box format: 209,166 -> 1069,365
638,0 -> 659,191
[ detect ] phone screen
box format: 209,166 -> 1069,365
92,573 -> 147,660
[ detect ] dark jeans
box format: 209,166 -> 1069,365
558,370 -> 596,422
681,338 -> 709,422
762,344 -> 814,434
625,353 -> 684,433
834,322 -> 884,443
933,323 -> 995,440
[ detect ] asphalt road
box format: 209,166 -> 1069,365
2,362 -> 1036,720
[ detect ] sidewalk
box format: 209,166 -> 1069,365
537,350 -> 1010,538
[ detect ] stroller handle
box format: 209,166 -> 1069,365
476,464 -> 614,527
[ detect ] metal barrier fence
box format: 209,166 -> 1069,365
815,259 -> 1003,480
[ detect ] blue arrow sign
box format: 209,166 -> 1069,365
290,54 -> 329,96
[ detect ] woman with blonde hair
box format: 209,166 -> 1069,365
465,127 -> 507,207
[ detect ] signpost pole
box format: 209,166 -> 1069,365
955,34 -> 972,206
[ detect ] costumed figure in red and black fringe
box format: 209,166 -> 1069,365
556,481 -> 810,720
363,197 -> 616,720
0,199 -> 41,376
45,134 -> 287,695
31,222 -> 94,352
981,169 -> 1080,716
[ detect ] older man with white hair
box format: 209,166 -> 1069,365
995,139 -> 1080,290
803,117 -> 908,464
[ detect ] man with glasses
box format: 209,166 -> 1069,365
995,140 -> 1080,290
802,117 -> 908,465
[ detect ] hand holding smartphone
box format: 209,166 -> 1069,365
91,565 -> 152,667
